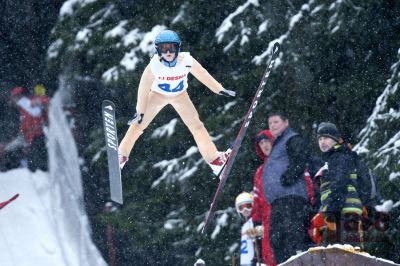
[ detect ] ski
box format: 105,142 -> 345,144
102,100 -> 123,204
0,194 -> 19,210
202,42 -> 280,233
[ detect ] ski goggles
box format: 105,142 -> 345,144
238,203 -> 253,213
158,43 -> 179,54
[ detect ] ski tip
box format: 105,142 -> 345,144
102,100 -> 115,109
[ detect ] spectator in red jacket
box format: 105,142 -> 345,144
247,130 -> 276,266
9,86 -> 49,171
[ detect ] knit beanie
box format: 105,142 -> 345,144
317,122 -> 340,142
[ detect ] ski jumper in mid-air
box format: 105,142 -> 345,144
118,30 -> 235,175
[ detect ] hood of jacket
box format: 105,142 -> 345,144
255,130 -> 274,161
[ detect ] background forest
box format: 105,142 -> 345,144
1,0 -> 399,265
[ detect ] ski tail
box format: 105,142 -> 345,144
102,100 -> 123,204
0,194 -> 19,210
202,42 -> 280,234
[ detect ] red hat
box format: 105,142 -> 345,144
11,87 -> 28,97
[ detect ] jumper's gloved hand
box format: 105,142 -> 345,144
219,88 -> 236,97
245,225 -> 264,238
127,112 -> 144,125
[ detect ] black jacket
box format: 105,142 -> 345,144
320,143 -> 358,213
280,135 -> 310,186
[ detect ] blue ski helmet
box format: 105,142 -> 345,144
155,30 -> 181,59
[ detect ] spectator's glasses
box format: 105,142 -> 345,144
158,43 -> 178,54
238,203 -> 253,213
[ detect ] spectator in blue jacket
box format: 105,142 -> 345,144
263,111 -> 312,264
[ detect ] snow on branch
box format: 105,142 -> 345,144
196,207 -> 235,239
60,0 -> 98,18
252,2 -> 312,65
151,118 -> 178,139
215,0 -> 259,43
102,25 -> 165,82
151,146 -> 202,188
354,57 -> 400,157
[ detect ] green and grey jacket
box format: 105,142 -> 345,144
319,143 -> 363,216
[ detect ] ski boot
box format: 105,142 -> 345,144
118,153 -> 128,169
208,148 -> 232,177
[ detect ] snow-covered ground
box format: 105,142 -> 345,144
0,170 -> 104,266
281,244 -> 400,266
0,88 -> 106,266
